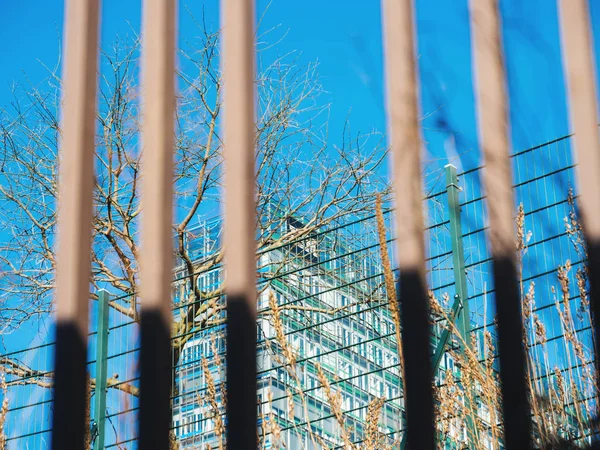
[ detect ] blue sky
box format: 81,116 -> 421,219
0,0 -> 598,343
0,0 -> 594,346
2,0 -> 597,171
0,2 -> 598,445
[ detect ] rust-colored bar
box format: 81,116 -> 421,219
51,1 -> 100,449
557,0 -> 600,384
138,0 -> 176,449
221,0 -> 258,447
469,0 -> 531,448
381,0 -> 435,448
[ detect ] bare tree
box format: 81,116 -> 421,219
0,20 -> 391,448
0,22 -> 388,331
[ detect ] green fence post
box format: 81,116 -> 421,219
445,164 -> 478,447
94,290 -> 110,450
400,166 -> 477,450
445,164 -> 471,345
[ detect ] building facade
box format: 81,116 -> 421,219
170,212 -> 492,449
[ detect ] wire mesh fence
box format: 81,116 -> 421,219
0,134 -> 595,449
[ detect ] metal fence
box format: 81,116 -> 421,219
1,0 -> 600,449
2,134 -> 596,449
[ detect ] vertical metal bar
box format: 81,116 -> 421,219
93,290 -> 110,450
51,1 -> 100,449
445,165 -> 471,346
429,296 -> 463,373
557,0 -> 600,384
400,296 -> 460,449
446,164 -> 478,444
381,1 -> 435,449
469,1 -> 531,449
400,166 -> 476,450
138,1 -> 176,449
221,0 -> 257,448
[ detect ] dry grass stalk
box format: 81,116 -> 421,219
557,265 -> 596,438
517,222 -> 560,445
523,282 -> 535,320
481,330 -> 501,447
515,203 -> 532,298
169,431 -> 180,450
258,394 -> 267,449
516,203 -> 526,253
287,391 -> 295,425
429,197 -> 597,448
436,361 -> 458,442
375,194 -> 404,379
201,357 -> 224,450
510,190 -> 600,447
554,367 -> 565,405
0,369 -> 8,450
316,363 -> 356,450
564,194 -> 598,416
576,268 -> 589,323
428,290 -> 493,448
459,353 -> 482,446
533,316 -> 547,346
429,290 -> 444,317
556,263 -> 594,390
565,188 -> 587,262
514,202 -> 599,446
521,277 -> 548,438
265,390 -> 283,449
519,278 -> 548,443
364,397 -> 385,450
268,291 -> 321,449
85,372 -> 91,450
210,336 -> 227,412
558,262 -> 573,319
269,292 -> 296,368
